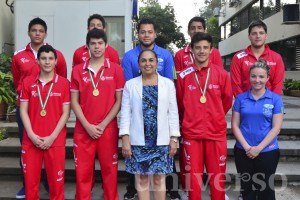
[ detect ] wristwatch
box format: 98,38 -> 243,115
170,137 -> 178,143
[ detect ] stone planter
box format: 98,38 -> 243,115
283,89 -> 300,97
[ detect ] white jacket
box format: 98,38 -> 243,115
119,74 -> 180,145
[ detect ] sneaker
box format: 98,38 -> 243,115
225,194 -> 229,200
167,191 -> 181,200
16,187 -> 25,199
123,190 -> 137,200
180,191 -> 188,200
238,193 -> 243,200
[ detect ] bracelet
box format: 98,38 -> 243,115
170,137 -> 178,143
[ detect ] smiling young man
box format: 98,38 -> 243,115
71,28 -> 124,200
174,16 -> 223,75
176,32 -> 232,200
12,17 -> 67,199
20,45 -> 70,200
230,20 -> 285,97
72,14 -> 120,67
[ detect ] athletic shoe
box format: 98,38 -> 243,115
180,191 -> 188,200
167,191 -> 181,200
16,187 -> 25,199
225,193 -> 230,200
123,190 -> 137,200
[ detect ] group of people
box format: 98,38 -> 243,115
11,13 -> 285,200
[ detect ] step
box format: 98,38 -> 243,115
2,138 -> 300,158
1,155 -> 300,183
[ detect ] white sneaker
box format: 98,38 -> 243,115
225,194 -> 229,200
180,191 -> 188,200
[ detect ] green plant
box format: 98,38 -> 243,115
0,53 -> 13,74
0,71 -> 16,104
0,128 -> 8,141
284,79 -> 300,90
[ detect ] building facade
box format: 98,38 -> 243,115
218,0 -> 300,71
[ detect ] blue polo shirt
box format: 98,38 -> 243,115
121,44 -> 175,80
233,88 -> 284,152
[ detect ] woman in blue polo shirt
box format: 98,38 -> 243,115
231,58 -> 284,200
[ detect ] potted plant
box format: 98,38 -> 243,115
0,53 -> 16,121
283,78 -> 300,97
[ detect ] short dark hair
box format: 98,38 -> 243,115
248,20 -> 267,35
28,17 -> 47,32
37,45 -> 57,59
86,28 -> 107,45
87,14 -> 106,28
137,18 -> 157,32
250,58 -> 270,77
191,32 -> 213,49
138,49 -> 158,62
188,16 -> 206,31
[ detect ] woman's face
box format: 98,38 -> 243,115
138,51 -> 157,76
250,67 -> 269,91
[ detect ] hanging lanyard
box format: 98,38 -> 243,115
37,82 -> 54,117
194,68 -> 210,104
88,68 -> 105,96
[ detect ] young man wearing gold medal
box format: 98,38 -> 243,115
176,32 -> 232,200
70,28 -> 125,200
19,45 -> 70,200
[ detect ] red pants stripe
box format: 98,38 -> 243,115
183,139 -> 227,200
22,145 -> 65,200
73,127 -> 119,200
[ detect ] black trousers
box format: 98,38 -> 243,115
126,161 -> 178,192
234,146 -> 280,200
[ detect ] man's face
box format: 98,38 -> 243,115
88,38 -> 107,59
28,24 -> 47,45
38,52 -> 56,74
88,19 -> 105,31
188,21 -> 205,39
248,26 -> 267,48
191,40 -> 212,65
138,24 -> 156,48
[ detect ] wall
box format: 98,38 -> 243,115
0,2 -> 14,54
14,0 -> 133,78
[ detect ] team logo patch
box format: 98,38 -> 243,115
262,104 -> 274,117
188,85 -> 196,91
179,67 -> 194,79
237,51 -> 248,59
219,155 -> 226,166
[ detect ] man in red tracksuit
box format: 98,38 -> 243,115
72,14 -> 120,67
12,17 -> 67,199
174,16 -> 224,199
71,29 -> 124,200
176,32 -> 232,200
20,44 -> 70,200
230,20 -> 285,97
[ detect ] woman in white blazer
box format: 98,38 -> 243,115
119,50 -> 180,200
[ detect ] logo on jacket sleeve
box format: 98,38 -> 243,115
179,67 -> 194,79
237,51 -> 248,59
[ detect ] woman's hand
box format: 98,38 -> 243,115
169,138 -> 178,158
122,135 -> 132,159
246,146 -> 261,159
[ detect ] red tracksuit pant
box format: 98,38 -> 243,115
22,145 -> 65,200
73,127 -> 119,200
183,138 -> 227,200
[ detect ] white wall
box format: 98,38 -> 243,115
0,2 -> 14,54
14,0 -> 133,78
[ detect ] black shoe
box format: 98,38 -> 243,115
123,189 -> 137,200
167,191 -> 181,200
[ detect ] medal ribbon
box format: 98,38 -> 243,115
194,68 -> 210,97
37,81 -> 54,111
88,68 -> 105,90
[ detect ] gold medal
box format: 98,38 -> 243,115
200,96 -> 206,104
93,89 -> 99,96
40,109 -> 47,117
